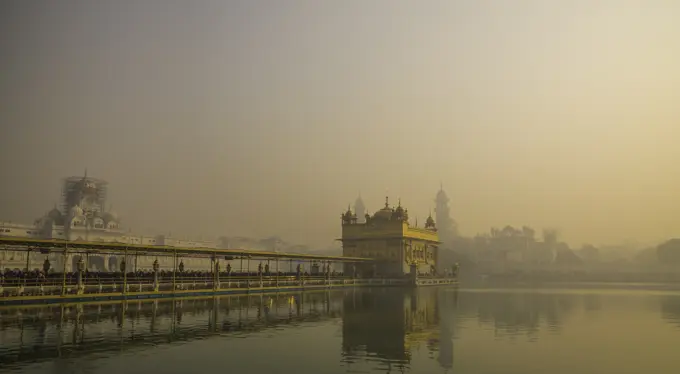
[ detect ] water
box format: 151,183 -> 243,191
1,285 -> 680,374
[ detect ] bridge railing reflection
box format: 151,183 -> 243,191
0,290 -> 344,366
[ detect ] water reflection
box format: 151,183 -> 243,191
340,288 -> 457,372
660,296 -> 680,328
0,291 -> 339,369
2,287 -> 680,374
454,291 -> 578,340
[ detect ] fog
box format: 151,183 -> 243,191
1,0 -> 679,249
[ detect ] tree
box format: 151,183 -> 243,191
657,239 -> 680,264
542,229 -> 559,246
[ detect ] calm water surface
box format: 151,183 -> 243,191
1,285 -> 680,374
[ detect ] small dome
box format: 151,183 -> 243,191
392,200 -> 407,221
372,196 -> 394,221
372,207 -> 393,220
425,214 -> 436,229
70,205 -> 84,217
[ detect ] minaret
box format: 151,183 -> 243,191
354,193 -> 366,223
434,184 -> 458,246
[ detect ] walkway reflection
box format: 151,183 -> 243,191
0,291 -> 340,367
0,288 -> 462,372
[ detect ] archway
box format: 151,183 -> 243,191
108,257 -> 118,272
88,256 -> 106,271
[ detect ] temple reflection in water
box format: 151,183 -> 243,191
4,287 -> 680,374
341,288 -> 455,369
0,288 -> 459,372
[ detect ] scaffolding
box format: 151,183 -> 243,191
59,175 -> 109,215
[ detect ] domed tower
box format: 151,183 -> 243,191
341,205 -> 357,226
354,194 -> 366,223
434,184 -> 457,245
425,212 -> 437,230
372,196 -> 394,221
61,170 -> 108,219
391,199 -> 408,222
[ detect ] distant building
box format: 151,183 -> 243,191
0,172 -> 218,272
434,185 -> 457,247
339,197 -> 440,277
354,194 -> 366,224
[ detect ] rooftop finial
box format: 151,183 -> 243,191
385,196 -> 389,208
398,198 -> 401,207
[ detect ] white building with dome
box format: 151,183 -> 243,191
1,172 -> 218,272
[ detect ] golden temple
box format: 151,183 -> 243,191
339,197 -> 440,278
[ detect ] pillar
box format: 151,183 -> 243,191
326,262 -> 331,285
172,250 -> 177,292
258,262 -> 263,288
152,259 -> 160,292
226,262 -> 231,288
60,248 -> 68,296
214,259 -> 220,291
409,262 -> 418,285
24,249 -> 31,273
121,252 -> 128,295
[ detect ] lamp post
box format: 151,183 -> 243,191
121,254 -> 127,295
43,258 -> 51,275
76,256 -> 86,295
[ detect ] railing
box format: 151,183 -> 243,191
0,273 -> 459,299
0,275 -> 423,298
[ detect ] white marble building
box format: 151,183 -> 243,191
0,173 -> 218,273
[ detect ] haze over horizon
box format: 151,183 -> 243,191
1,0 -> 678,249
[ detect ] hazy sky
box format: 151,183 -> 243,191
1,0 -> 678,248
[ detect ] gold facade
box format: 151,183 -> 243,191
340,197 -> 440,277
342,288 -> 442,363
